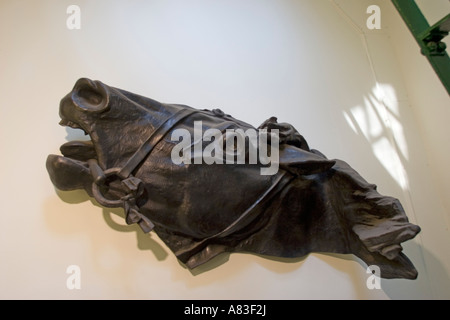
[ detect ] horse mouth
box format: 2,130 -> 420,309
58,118 -> 97,162
46,117 -> 98,194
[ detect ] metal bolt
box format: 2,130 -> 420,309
437,41 -> 447,52
426,41 -> 438,51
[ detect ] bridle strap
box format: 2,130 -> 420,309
118,108 -> 198,179
175,171 -> 294,264
88,107 -> 198,233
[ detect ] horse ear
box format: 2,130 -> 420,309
71,78 -> 110,113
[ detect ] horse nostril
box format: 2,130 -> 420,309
71,78 -> 110,113
78,87 -> 103,105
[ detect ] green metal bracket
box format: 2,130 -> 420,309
392,0 -> 450,95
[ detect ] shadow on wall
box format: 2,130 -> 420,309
102,207 -> 169,262
52,187 -> 169,263
49,187 -> 307,276
381,241 -> 450,299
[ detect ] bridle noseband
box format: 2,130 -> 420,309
87,108 -> 198,233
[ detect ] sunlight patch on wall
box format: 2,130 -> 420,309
343,84 -> 409,190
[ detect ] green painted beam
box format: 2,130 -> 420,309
392,0 -> 450,95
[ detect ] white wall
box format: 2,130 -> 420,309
0,0 -> 449,299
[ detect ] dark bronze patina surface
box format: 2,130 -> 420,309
46,78 -> 421,279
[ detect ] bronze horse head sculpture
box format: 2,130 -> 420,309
47,78 -> 421,279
